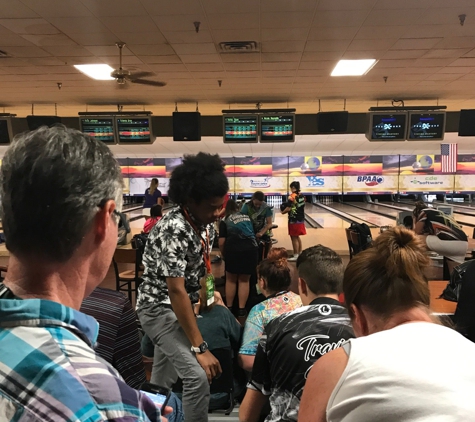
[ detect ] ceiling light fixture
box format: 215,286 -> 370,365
73,64 -> 115,80
331,59 -> 377,77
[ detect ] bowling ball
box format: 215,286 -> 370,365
419,155 -> 433,169
280,203 -> 287,212
307,157 -> 321,170
412,161 -> 422,170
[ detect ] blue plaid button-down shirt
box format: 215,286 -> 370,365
0,297 -> 161,422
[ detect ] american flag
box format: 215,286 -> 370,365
441,143 -> 457,173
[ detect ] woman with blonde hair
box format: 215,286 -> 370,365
299,227 -> 475,422
142,177 -> 163,216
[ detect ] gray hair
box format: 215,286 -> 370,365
0,125 -> 123,263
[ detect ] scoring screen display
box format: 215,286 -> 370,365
80,117 -> 116,144
223,115 -> 258,143
260,114 -> 295,142
369,113 -> 407,140
408,112 -> 445,140
116,117 -> 153,143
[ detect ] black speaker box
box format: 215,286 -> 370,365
317,111 -> 348,133
458,109 -> 475,136
173,112 -> 201,141
26,115 -> 62,130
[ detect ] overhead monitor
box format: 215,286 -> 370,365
116,116 -> 154,144
408,112 -> 446,141
458,109 -> 475,136
223,115 -> 258,143
0,117 -> 13,145
259,114 -> 295,143
27,115 -> 62,130
79,116 -> 116,144
366,112 -> 407,141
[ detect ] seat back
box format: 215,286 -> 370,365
209,347 -> 235,414
345,228 -> 359,259
113,248 -> 137,264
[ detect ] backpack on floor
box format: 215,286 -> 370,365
440,260 -> 475,302
349,222 -> 373,254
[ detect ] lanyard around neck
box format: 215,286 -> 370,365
182,207 -> 211,273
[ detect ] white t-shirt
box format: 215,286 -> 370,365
327,322 -> 475,422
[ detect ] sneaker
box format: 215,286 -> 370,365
288,254 -> 299,262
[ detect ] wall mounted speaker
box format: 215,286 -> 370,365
317,111 -> 348,133
173,112 -> 201,141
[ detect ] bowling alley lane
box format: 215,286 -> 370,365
304,203 -> 352,229
324,202 -> 395,227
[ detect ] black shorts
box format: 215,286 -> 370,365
225,248 -> 259,275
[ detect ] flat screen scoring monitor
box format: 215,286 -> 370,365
408,112 -> 446,141
116,117 -> 153,144
260,114 -> 295,143
0,117 -> 13,145
80,116 -> 116,144
223,115 -> 258,143
367,112 -> 407,141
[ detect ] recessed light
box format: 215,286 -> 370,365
74,64 -> 115,80
331,59 -> 377,77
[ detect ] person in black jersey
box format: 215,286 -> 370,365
281,181 -> 306,262
239,245 -> 354,422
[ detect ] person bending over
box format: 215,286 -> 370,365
239,245 -> 354,422
299,227 -> 475,422
238,257 -> 302,372
219,199 -> 258,318
143,203 -> 163,234
413,200 -> 468,264
136,152 -> 228,422
281,181 -> 306,261
0,126 -> 167,421
241,191 -> 274,261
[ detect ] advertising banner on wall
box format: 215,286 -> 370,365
234,157 -> 272,177
124,158 -> 166,178
455,174 -> 475,193
235,176 -> 288,194
400,154 -> 435,175
117,158 -> 129,177
457,155 -> 475,175
399,174 -> 454,193
343,175 -> 398,194
344,156 -> 383,175
293,176 -> 343,194
289,156 -> 343,176
129,177 -> 169,195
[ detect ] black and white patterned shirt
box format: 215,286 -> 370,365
136,207 -> 214,309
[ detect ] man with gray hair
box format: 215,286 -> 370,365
239,245 -> 354,422
0,126 -> 166,421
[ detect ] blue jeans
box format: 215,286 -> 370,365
166,392 -> 184,422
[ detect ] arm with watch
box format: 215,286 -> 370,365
167,277 -> 222,383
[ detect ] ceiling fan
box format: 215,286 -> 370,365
110,42 -> 166,88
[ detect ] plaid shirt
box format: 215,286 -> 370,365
0,297 -> 161,422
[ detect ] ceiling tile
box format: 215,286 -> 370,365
163,30 -> 213,44
49,17 -> 111,34
259,0 -> 317,11
185,63 -> 224,72
139,55 -> 183,64
422,49 -> 471,59
0,35 -> 36,47
301,51 -> 343,61
261,12 -> 314,28
435,37 -> 475,49
261,27 -> 310,42
80,0 -> 149,17
20,0 -> 92,18
100,55 -> 145,66
261,52 -> 302,63
448,58 -> 475,67
141,0 -> 203,16
5,45 -> 51,57
152,15 -> 207,32
212,29 -> 260,42
313,10 -> 370,27
207,13 -> 259,30
223,62 -> 260,71
382,50 -> 429,60
101,16 -> 159,33
179,54 -> 222,63
201,0 -> 258,14
391,38 -> 444,50
364,9 -> 425,26
85,45 -> 133,56
67,31 -> 119,46
0,0 -> 39,18
261,62 -> 298,71
127,44 -> 176,56
374,0 -> 433,9
0,18 -> 60,35
220,53 -> 260,63
261,41 -> 306,53
112,32 -> 167,45
147,63 -> 189,72
172,43 -> 217,55
305,40 -> 351,52
347,38 -> 397,51
307,26 -> 359,41
21,33 -> 78,47
43,45 -> 95,57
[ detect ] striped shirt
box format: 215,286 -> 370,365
0,297 -> 161,422
80,287 -> 147,389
